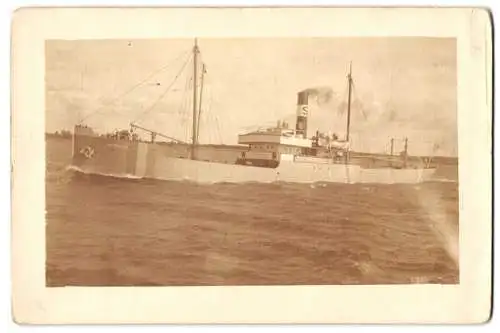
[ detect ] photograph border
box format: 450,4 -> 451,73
11,7 -> 492,324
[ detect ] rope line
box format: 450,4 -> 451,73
351,81 -> 368,120
181,72 -> 193,142
78,49 -> 191,124
199,72 -> 222,144
132,53 -> 193,125
337,82 -> 349,117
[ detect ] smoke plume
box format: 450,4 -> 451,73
300,86 -> 335,107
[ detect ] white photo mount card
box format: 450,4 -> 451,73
11,6 -> 492,324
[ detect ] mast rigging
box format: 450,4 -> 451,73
346,61 -> 353,142
196,63 -> 206,142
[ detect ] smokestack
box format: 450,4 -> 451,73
295,90 -> 309,137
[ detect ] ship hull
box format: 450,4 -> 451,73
141,156 -> 435,184
71,132 -> 436,184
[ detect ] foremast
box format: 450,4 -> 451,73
190,38 -> 200,160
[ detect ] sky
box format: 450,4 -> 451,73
45,38 -> 457,156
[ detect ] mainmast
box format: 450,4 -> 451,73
190,38 -> 200,160
346,61 -> 353,142
196,63 -> 206,142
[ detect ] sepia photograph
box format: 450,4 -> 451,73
45,36 -> 459,286
12,7 -> 491,324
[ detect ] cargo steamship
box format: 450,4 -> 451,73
71,39 -> 437,184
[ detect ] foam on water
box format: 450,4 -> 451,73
66,165 -> 143,180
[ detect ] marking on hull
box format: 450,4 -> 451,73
79,146 -> 95,159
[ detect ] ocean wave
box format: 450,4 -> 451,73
65,165 -> 143,180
